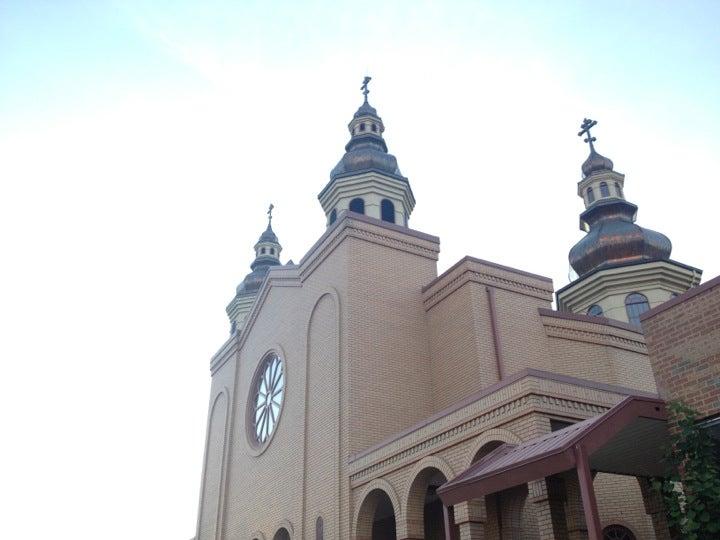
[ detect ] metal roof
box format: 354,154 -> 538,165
437,395 -> 669,506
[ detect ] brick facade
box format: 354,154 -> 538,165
641,274 -> 720,420
195,213 -> 667,540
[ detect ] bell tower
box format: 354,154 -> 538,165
226,205 -> 283,335
318,77 -> 415,227
557,119 -> 702,324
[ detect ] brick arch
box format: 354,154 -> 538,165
354,478 -> 402,540
403,456 -> 455,539
271,520 -> 294,539
464,428 -> 522,469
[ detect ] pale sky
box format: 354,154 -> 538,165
1,2 -> 718,539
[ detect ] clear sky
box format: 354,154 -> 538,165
1,2 -> 718,539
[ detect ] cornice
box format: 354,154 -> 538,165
209,336 -> 239,375
423,257 -> 553,311
347,369 -> 656,487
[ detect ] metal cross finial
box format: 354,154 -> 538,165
361,76 -> 371,102
267,203 -> 274,224
578,118 -> 598,152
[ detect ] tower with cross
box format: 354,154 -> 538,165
317,76 -> 416,227
557,117 -> 701,323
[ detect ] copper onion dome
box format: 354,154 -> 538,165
329,79 -> 405,181
569,118 -> 672,277
569,199 -> 672,276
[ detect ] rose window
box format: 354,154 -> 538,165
250,353 -> 285,445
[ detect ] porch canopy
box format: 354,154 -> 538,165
437,395 -> 669,540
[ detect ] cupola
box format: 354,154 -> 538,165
569,119 -> 672,277
226,205 -> 283,334
318,77 -> 415,227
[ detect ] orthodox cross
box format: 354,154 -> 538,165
578,118 -> 598,152
267,203 -> 274,224
361,76 -> 371,102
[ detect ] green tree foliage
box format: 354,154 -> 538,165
653,402 -> 720,539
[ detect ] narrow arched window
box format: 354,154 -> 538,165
625,292 -> 650,325
349,198 -> 365,214
615,182 -> 623,197
315,516 -> 324,540
381,199 -> 395,223
371,123 -> 377,132
360,122 -> 366,131
586,187 -> 595,204
270,248 -> 275,255
261,247 -> 266,254
600,181 -> 610,197
587,304 -> 604,317
329,209 -> 337,225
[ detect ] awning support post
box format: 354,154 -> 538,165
574,444 -> 603,540
443,505 -> 456,540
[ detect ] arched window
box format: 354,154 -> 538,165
360,122 -> 366,131
625,292 -> 650,325
381,199 -> 395,223
273,528 -> 291,540
349,198 -> 365,214
587,304 -> 604,317
315,516 -> 323,540
600,181 -> 610,197
615,182 -> 623,197
270,248 -> 275,255
603,524 -> 636,540
371,123 -> 377,132
329,209 -> 337,225
586,187 -> 595,204
261,247 -> 266,254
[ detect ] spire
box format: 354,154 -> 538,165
578,118 -> 614,177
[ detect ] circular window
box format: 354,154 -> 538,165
248,352 -> 285,447
603,525 -> 636,540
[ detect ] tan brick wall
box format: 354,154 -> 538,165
196,215 -> 663,539
642,276 -> 720,419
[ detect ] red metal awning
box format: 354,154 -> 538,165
437,395 -> 669,507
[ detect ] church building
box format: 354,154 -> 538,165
194,80 -> 702,540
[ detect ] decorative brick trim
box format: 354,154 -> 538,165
538,307 -> 642,334
543,324 -> 647,354
348,392 -> 615,487
423,264 -> 553,311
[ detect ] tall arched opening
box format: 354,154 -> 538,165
406,467 -> 453,540
356,488 -> 397,540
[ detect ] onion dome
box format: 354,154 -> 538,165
329,89 -> 404,181
235,210 -> 282,295
581,150 -> 614,177
569,199 -> 672,276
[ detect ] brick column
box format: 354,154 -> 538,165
454,499 -> 486,540
564,472 -> 589,540
529,478 -> 568,540
637,477 -> 672,540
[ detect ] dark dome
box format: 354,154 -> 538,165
257,224 -> 278,243
354,101 -> 378,118
582,150 -> 614,177
236,259 -> 281,295
330,136 -> 403,180
569,199 -> 672,276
